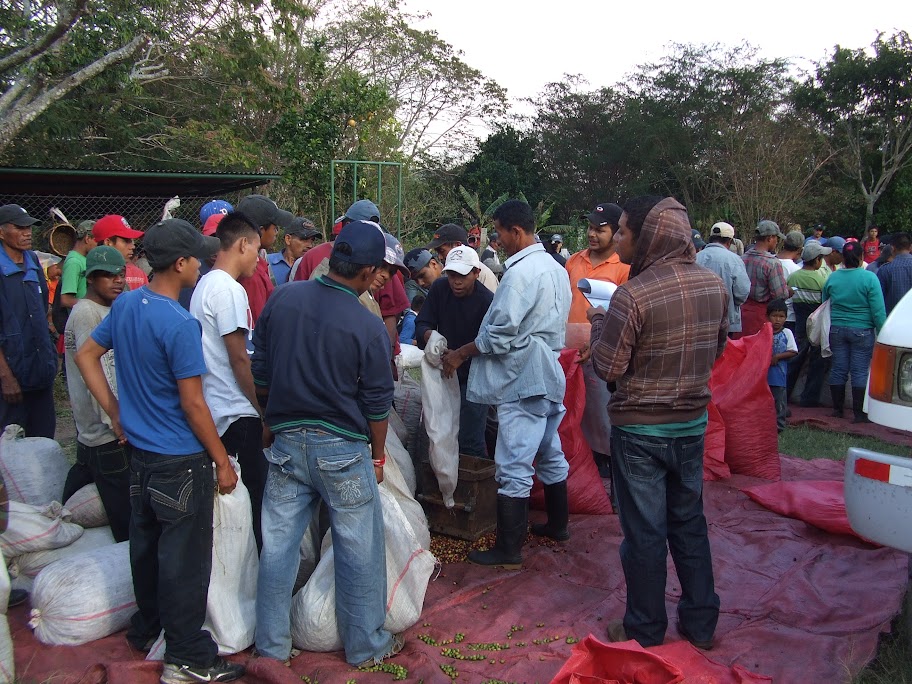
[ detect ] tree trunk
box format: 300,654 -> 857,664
0,34 -> 148,154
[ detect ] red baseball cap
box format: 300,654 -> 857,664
202,213 -> 225,236
331,215 -> 347,236
92,215 -> 144,241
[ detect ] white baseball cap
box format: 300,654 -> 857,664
442,245 -> 482,276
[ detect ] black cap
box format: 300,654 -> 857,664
143,219 -> 221,270
587,203 -> 622,227
332,221 -> 386,266
236,194 -> 293,230
286,217 -> 320,240
425,223 -> 468,250
0,204 -> 39,227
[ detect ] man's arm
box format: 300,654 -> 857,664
75,338 -> 124,442
732,260 -> 751,307
223,329 -> 262,419
368,419 -> 388,484
414,284 -> 441,350
589,288 -> 640,383
443,342 -> 479,379
0,350 -> 22,405
177,376 -> 237,494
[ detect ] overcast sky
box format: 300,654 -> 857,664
406,0 -> 911,106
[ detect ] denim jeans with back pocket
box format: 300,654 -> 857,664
255,428 -> 393,665
609,427 -> 719,647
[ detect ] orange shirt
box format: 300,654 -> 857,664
566,250 -> 631,324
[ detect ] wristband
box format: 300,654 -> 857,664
372,458 -> 386,467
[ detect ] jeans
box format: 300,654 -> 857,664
770,386 -> 787,432
127,449 -> 217,667
0,385 -> 55,438
610,428 -> 719,647
255,429 -> 392,665
494,397 -> 569,498
458,379 -> 488,458
220,417 -> 267,551
828,325 -> 875,388
62,440 -> 131,542
787,302 -> 827,405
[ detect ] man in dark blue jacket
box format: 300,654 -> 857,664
252,221 -> 404,668
0,204 -> 57,438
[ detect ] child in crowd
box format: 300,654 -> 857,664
767,299 -> 798,432
398,294 -> 424,345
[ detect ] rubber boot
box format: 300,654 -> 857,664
852,387 -> 871,423
468,495 -> 528,569
530,480 -> 569,541
829,384 -> 845,418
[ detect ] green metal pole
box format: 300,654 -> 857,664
377,164 -> 383,213
352,163 -> 358,206
330,160 -> 335,234
397,164 -> 402,238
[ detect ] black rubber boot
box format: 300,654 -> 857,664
851,387 -> 871,423
468,495 -> 528,569
829,384 -> 845,418
530,480 -> 569,541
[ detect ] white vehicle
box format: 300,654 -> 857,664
844,289 -> 912,552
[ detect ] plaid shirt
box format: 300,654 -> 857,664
742,247 -> 790,303
590,198 -> 729,426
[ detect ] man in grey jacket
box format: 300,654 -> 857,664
696,222 -> 750,338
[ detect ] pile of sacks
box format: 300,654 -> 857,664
0,421 -> 436,669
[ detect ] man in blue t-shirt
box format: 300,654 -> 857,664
76,219 -> 244,684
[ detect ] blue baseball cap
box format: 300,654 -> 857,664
827,236 -> 846,254
345,199 -> 380,222
200,200 -> 233,224
332,220 -> 385,266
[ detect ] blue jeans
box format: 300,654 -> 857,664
458,379 -> 488,458
828,325 -> 875,388
255,429 -> 392,665
494,397 -> 569,498
610,428 -> 719,647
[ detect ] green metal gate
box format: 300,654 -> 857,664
330,160 -> 403,237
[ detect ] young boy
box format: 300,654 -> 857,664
76,219 -> 244,684
767,299 -> 798,433
398,294 -> 424,346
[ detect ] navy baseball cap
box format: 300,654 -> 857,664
331,220 -> 385,266
0,204 -> 39,226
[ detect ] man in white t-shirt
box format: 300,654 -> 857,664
778,230 -> 804,330
190,212 -> 267,549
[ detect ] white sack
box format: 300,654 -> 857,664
290,487 -> 436,652
63,483 -> 108,528
392,372 -> 422,453
11,526 -> 115,579
397,343 -> 424,369
385,429 -> 416,497
419,331 -> 461,508
0,425 -> 70,506
0,501 -> 83,560
29,541 -> 135,645
0,555 -> 14,683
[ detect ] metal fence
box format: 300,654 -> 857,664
0,192 -> 251,252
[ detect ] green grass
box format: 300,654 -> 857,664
779,424 -> 910,461
779,425 -> 912,683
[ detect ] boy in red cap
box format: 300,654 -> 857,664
92,215 -> 148,291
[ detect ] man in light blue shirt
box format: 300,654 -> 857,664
696,222 -> 751,336
443,200 -> 572,568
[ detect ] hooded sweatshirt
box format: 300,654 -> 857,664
589,198 -> 729,426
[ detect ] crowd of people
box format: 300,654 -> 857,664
1,192 -> 911,681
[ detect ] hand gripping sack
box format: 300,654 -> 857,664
28,541 -> 135,645
0,425 -> 70,506
290,486 -> 436,652
11,526 -> 115,579
63,483 -> 108,528
419,331 -> 461,508
0,501 -> 83,560
148,459 -> 257,658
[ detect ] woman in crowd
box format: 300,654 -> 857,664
822,242 -> 886,423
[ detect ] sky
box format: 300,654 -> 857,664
406,0 -> 911,108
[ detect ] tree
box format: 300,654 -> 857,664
456,125 -> 543,211
794,31 -> 912,227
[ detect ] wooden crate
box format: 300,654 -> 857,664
416,453 -> 498,541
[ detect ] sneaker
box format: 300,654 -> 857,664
160,658 -> 245,684
355,633 -> 405,668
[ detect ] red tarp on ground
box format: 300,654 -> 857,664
788,405 -> 912,450
10,455 -> 907,684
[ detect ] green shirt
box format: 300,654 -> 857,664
617,411 -> 709,438
787,267 -> 827,305
61,250 -> 86,298
822,267 -> 887,332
